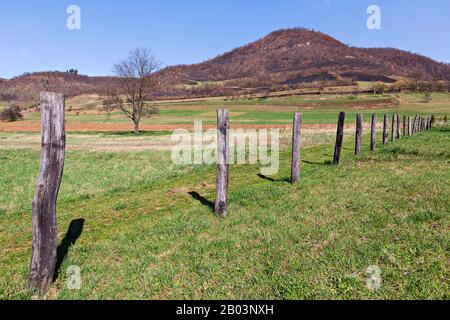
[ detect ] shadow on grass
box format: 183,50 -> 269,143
53,218 -> 85,281
188,191 -> 214,211
302,160 -> 332,166
257,174 -> 291,183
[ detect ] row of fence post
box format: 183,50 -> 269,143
214,109 -> 434,218
29,91 -> 435,294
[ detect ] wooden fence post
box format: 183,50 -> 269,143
333,112 -> 346,165
391,114 -> 396,142
415,115 -> 419,134
215,109 -> 229,217
396,113 -> 401,139
408,116 -> 412,136
29,92 -> 66,294
383,114 -> 389,145
370,114 -> 377,151
355,114 -> 363,155
403,115 -> 407,137
291,112 -> 302,183
413,115 -> 418,135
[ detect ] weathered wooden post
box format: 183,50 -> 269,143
403,115 -> 407,137
396,114 -> 401,139
370,114 -> 377,151
355,114 -> 363,155
29,92 -> 66,294
333,112 -> 345,165
391,114 -> 396,142
215,109 -> 229,217
291,112 -> 302,183
413,115 -> 418,135
408,116 -> 412,136
383,114 -> 389,145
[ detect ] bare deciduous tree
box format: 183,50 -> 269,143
105,48 -> 161,134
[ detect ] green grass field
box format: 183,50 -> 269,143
0,93 -> 448,300
10,93 -> 449,127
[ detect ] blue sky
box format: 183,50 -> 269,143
0,0 -> 449,79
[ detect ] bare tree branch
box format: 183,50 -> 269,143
103,48 -> 161,134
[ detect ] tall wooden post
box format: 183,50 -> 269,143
291,112 -> 302,183
391,114 -> 396,142
396,114 -> 401,139
215,109 -> 229,217
383,114 -> 389,145
370,114 -> 377,151
408,116 -> 412,136
413,115 -> 418,135
29,92 -> 66,294
403,115 -> 406,137
333,112 -> 345,165
355,114 -> 363,155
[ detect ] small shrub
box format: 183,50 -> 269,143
0,106 -> 24,122
423,93 -> 432,103
443,115 -> 447,124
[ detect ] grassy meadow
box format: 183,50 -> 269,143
0,92 -> 448,300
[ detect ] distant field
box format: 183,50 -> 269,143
0,93 -> 448,131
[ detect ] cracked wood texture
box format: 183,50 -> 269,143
215,109 -> 229,217
333,112 -> 345,165
291,112 -> 302,183
383,114 -> 389,145
391,114 -> 397,142
408,116 -> 412,136
29,92 -> 66,294
370,114 -> 377,151
355,114 -> 363,155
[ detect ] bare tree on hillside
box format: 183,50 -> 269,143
104,48 -> 161,134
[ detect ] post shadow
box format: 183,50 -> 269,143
188,191 -> 214,211
301,160 -> 330,166
257,174 -> 291,183
53,218 -> 85,281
